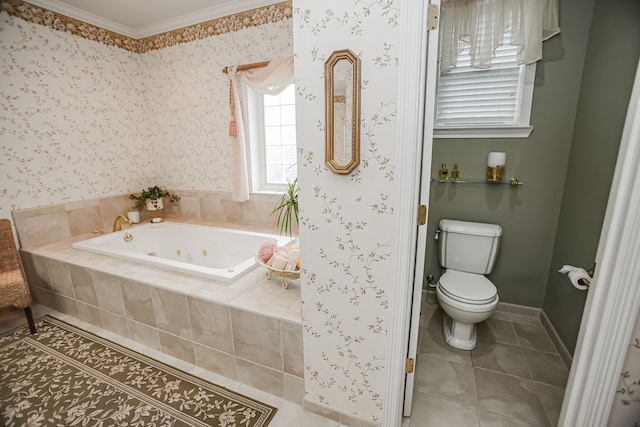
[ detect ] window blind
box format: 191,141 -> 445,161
436,39 -> 526,127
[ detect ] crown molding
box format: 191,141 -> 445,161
26,0 -> 282,39
5,0 -> 291,53
135,0 -> 280,39
26,0 -> 137,37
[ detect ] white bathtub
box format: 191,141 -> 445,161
72,221 -> 292,282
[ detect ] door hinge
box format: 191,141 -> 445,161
417,205 -> 427,226
406,358 -> 415,374
427,4 -> 439,31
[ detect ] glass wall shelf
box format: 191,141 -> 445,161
432,177 -> 523,187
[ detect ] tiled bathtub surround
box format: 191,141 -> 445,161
19,229 -> 304,404
12,191 -> 289,249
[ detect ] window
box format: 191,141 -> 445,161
434,34 -> 535,139
246,84 -> 297,191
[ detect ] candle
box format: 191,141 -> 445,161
487,152 -> 506,182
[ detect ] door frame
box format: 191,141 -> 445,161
382,0 -> 434,424
400,0 -> 440,416
383,0 -> 640,422
382,0 -> 431,423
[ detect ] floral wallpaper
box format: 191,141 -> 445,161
0,7 -> 292,218
142,22 -> 292,191
609,315 -> 640,426
293,0 -> 399,422
0,11 -> 150,215
0,0 -> 291,53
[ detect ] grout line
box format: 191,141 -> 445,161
533,380 -> 562,427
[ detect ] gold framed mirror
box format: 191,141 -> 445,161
325,49 -> 361,174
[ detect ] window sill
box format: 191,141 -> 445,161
434,126 -> 533,139
251,189 -> 285,196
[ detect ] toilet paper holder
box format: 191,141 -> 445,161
578,268 -> 595,287
559,265 -> 595,289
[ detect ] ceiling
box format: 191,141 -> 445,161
28,0 -> 279,38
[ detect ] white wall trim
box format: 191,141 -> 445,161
28,0 -> 137,37
134,0 -> 278,39
383,0 -> 429,425
559,60 -> 640,426
433,126 -> 533,139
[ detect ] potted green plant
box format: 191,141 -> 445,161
129,186 -> 180,211
270,179 -> 298,236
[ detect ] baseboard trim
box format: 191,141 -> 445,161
540,309 -> 573,369
303,398 -> 381,427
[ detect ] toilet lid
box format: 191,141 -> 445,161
439,270 -> 497,304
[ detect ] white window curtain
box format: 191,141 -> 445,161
226,56 -> 294,202
439,0 -> 560,73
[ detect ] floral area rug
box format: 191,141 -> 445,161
0,316 -> 277,426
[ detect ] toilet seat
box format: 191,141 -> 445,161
438,270 -> 497,305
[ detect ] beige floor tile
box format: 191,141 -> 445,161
476,319 -> 519,346
478,410 -> 540,426
422,301 -> 443,331
415,354 -> 477,405
523,348 -> 569,387
409,391 -> 479,427
419,326 -> 472,365
535,382 -> 565,426
475,368 -> 549,426
514,323 -> 558,353
472,339 -> 530,379
273,403 -> 341,427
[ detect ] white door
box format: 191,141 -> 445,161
402,0 -> 441,416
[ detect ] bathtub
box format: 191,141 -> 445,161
72,221 -> 292,282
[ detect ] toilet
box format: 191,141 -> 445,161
436,219 -> 502,350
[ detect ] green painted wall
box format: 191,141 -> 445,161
424,0 -> 640,354
542,0 -> 640,354
424,0 -> 596,306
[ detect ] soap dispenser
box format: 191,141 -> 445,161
451,164 -> 460,181
438,163 -> 448,180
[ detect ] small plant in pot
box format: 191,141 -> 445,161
270,179 -> 298,236
129,186 -> 180,211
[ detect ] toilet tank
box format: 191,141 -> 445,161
438,219 -> 502,274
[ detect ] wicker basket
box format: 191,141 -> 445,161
255,255 -> 300,289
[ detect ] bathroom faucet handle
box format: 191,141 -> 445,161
92,230 -> 104,236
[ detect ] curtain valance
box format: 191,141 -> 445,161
439,0 -> 560,73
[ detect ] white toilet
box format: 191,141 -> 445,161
436,219 -> 502,350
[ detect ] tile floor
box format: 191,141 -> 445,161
407,292 -> 569,427
1,293 -> 569,427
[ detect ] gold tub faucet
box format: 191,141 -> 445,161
112,215 -> 130,232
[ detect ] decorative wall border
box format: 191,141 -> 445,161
0,0 -> 291,53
